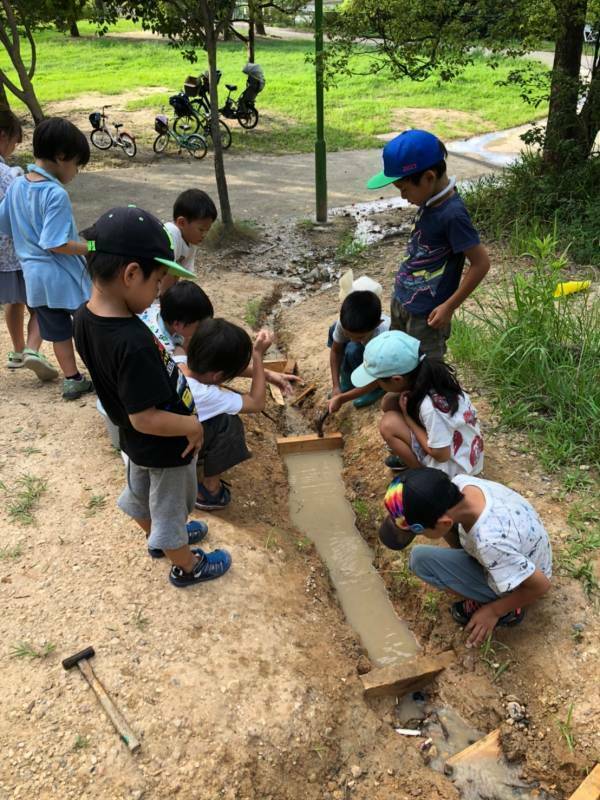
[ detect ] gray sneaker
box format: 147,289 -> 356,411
62,376 -> 94,401
23,349 -> 59,381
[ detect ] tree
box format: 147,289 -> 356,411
95,0 -> 238,230
323,0 -> 600,165
0,0 -> 44,122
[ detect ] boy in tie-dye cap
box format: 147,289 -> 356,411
378,468 -> 552,647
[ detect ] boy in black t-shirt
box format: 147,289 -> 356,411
74,206 -> 231,588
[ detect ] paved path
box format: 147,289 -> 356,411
71,149 -> 494,226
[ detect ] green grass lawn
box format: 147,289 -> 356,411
1,22 -> 549,153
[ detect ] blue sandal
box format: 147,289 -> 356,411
169,547 -> 232,587
148,519 -> 208,559
195,480 -> 231,511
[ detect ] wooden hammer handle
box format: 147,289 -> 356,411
77,659 -> 141,752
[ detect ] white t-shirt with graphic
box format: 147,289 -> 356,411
412,390 -> 484,478
332,314 -> 390,344
453,475 -> 552,596
139,304 -> 180,355
165,221 -> 197,274
185,374 -> 243,422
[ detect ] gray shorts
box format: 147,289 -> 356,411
198,413 -> 251,478
390,297 -> 450,360
117,457 -> 198,551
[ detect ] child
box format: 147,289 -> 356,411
0,117 -> 92,399
367,129 -> 490,358
328,287 -> 390,412
379,467 -> 552,647
176,318 -> 272,510
161,188 -> 218,294
351,330 -> 483,476
140,279 -> 214,354
0,111 -> 57,380
73,205 -> 231,588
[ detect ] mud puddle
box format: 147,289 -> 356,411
285,449 -> 419,666
395,692 -> 556,800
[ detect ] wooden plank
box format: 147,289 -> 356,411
360,651 -> 455,699
445,728 -> 502,773
277,432 -> 343,455
263,359 -> 288,373
290,383 -> 317,407
569,765 -> 600,800
284,358 -> 297,375
269,384 -> 285,406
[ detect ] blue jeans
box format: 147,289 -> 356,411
409,544 -> 500,603
327,323 -> 365,390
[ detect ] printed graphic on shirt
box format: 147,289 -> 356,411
394,223 -> 451,307
154,334 -> 196,416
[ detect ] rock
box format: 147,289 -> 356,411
356,655 -> 372,675
350,765 -> 362,779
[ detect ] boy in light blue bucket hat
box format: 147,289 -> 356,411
351,330 -> 484,476
367,129 -> 490,359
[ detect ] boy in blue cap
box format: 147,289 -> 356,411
367,129 -> 490,358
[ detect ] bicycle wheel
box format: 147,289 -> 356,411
185,134 -> 207,160
238,108 -> 259,129
204,119 -> 232,150
173,114 -> 200,135
119,133 -> 137,158
153,133 -> 169,154
90,128 -> 113,150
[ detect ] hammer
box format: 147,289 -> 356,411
62,646 -> 141,752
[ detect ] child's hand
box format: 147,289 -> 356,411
181,418 -> 204,458
465,605 -> 500,647
328,394 -> 343,414
267,370 -> 302,396
253,329 -> 273,355
427,301 -> 453,329
399,391 -> 410,416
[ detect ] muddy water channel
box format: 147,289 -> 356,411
285,449 -> 419,666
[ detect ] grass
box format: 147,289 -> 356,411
422,591 -> 440,620
73,734 -> 90,751
133,608 -> 150,630
557,703 -> 576,753
85,494 -> 108,517
450,231 -> 599,471
479,635 -> 513,681
244,297 -> 263,328
0,543 -> 23,560
0,23 -> 549,153
336,232 -> 366,261
10,641 -> 56,660
6,475 -> 48,526
351,497 -> 370,521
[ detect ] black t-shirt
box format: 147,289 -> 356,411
73,305 -> 196,468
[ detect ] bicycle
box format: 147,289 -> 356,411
89,106 -> 137,158
152,115 -> 207,160
169,92 -> 232,149
218,82 -> 260,129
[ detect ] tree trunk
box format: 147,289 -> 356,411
543,0 -> 587,165
200,0 -> 234,230
0,0 -> 45,123
255,5 -> 266,36
69,19 -> 80,37
247,12 -> 255,62
576,37 -> 600,156
0,81 -> 10,111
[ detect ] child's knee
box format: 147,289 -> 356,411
379,410 -> 400,440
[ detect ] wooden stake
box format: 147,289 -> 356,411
277,432 -> 343,455
360,651 -> 455,699
284,358 -> 297,375
269,384 -> 285,406
263,359 -> 288,373
444,728 -> 502,774
290,383 -> 316,407
569,765 -> 600,800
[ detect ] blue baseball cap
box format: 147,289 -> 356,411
351,330 -> 421,387
367,130 -> 446,190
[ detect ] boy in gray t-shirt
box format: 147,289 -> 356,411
379,467 -> 552,647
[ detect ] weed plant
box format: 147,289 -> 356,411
6,475 -> 48,525
464,153 -> 600,267
451,232 -> 599,470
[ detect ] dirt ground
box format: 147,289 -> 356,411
1,176 -> 599,800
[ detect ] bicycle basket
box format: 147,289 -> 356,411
154,115 -> 169,134
183,75 -> 199,97
89,112 -> 102,129
169,92 -> 192,116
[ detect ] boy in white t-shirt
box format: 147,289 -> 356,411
161,188 -> 217,294
176,318 -> 272,510
379,468 -> 552,646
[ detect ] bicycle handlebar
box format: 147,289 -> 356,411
102,105 -> 112,110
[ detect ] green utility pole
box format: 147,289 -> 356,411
314,0 -> 327,222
